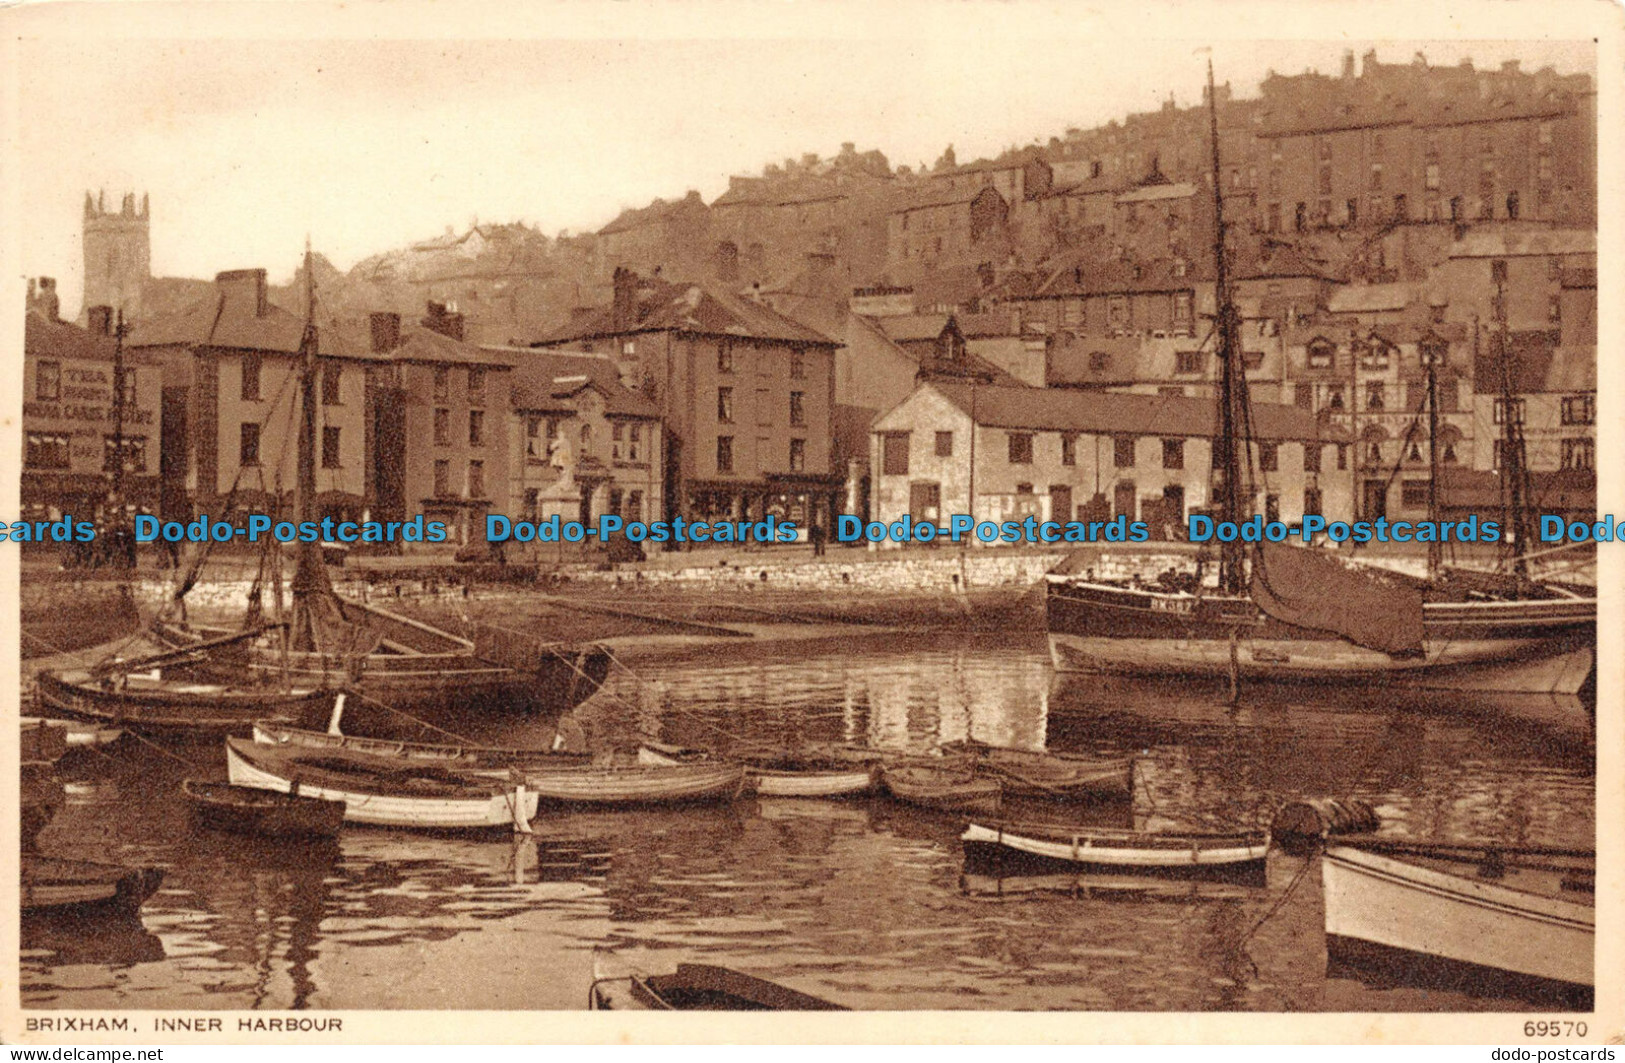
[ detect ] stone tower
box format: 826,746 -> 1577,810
81,190 -> 151,321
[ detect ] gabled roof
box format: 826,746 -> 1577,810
376,327 -> 515,367
25,311 -> 118,362
890,184 -> 1004,215
1235,244 -> 1334,281
505,351 -> 661,419
1028,255 -> 1208,300
919,382 -> 1326,442
875,314 -> 952,343
536,278 -> 838,347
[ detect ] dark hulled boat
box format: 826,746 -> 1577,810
182,779 -> 347,838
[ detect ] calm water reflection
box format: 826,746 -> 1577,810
22,631 -> 1593,1011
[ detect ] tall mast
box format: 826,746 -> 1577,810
1491,261 -> 1532,577
111,308 -> 128,510
297,239 -> 317,527
1423,335 -> 1442,580
1207,58 -> 1246,595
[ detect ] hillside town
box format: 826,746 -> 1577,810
22,48 -> 1597,553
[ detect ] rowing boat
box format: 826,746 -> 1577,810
182,779 -> 347,838
225,737 -> 539,831
36,669 -> 330,735
252,719 -> 592,770
590,963 -> 847,1010
494,760 -> 747,806
962,822 -> 1270,874
637,746 -> 878,798
22,856 -> 165,916
20,718 -> 69,764
883,764 -> 1002,814
23,715 -> 126,750
1322,841 -> 1593,998
940,740 -> 1133,799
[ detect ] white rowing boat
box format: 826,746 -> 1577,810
1322,842 -> 1594,993
962,822 -> 1270,870
225,737 -> 539,831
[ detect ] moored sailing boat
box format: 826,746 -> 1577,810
1045,63 -> 1595,696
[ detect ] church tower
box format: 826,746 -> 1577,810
81,190 -> 151,321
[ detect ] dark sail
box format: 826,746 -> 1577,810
1250,541 -> 1425,656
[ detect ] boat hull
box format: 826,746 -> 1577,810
1046,581 -> 1596,694
182,779 -> 347,838
21,857 -> 165,916
1322,845 -> 1593,993
590,964 -> 847,1011
883,768 -> 1002,814
752,767 -> 878,798
515,763 -> 747,806
225,740 -> 538,830
35,669 -> 329,735
251,721 -> 591,771
962,823 -> 1269,872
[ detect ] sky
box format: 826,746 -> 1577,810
6,1 -> 1600,314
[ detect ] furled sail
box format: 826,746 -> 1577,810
1250,541 -> 1425,656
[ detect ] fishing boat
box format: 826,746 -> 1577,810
962,822 -> 1270,876
1044,62 -> 1595,697
22,715 -> 126,750
225,737 -> 539,831
589,963 -> 847,1011
495,760 -> 748,807
136,246 -> 610,724
940,740 -> 1133,800
883,764 -> 1002,814
182,779 -> 347,838
252,718 -> 592,770
35,668 -> 330,735
638,745 -> 879,798
22,856 -> 165,916
1322,840 -> 1593,999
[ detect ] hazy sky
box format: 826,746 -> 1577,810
7,2 -> 1599,313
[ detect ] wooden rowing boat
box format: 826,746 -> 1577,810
590,963 -> 847,1010
638,745 -> 878,798
491,760 -> 747,807
182,779 -> 347,839
36,669 -> 330,735
1323,841 -> 1594,997
23,715 -> 125,750
883,764 -> 1002,814
962,822 -> 1270,873
22,856 -> 165,916
940,740 -> 1133,800
224,737 -> 539,831
252,719 -> 592,770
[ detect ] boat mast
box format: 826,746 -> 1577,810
1206,58 -> 1247,595
288,240 -> 326,651
1491,260 -> 1532,577
1423,335 -> 1442,581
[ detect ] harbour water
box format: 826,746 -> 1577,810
22,630 -> 1594,1012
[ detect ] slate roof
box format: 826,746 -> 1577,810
1325,283 -> 1415,315
25,311 -> 118,362
504,351 -> 661,419
1448,229 -> 1596,259
537,278 -> 838,347
924,383 -> 1328,442
1028,256 -> 1209,300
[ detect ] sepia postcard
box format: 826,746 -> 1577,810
2,0 -> 1620,1045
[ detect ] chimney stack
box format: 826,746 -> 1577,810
216,268 -> 269,317
1342,50 -> 1356,79
88,305 -> 114,336
611,266 -> 637,332
421,301 -> 464,342
370,311 -> 402,352
28,277 -> 61,322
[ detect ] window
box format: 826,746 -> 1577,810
627,423 -> 645,463
1358,342 -> 1390,369
789,438 -> 806,472
433,459 -> 450,496
1242,350 -> 1265,371
1162,439 -> 1184,470
1327,386 -> 1346,410
882,432 -> 910,475
1304,444 -> 1321,474
1506,190 -> 1520,221
1114,435 -> 1136,468
1365,382 -> 1385,411
1317,136 -> 1332,161
1317,199 -> 1332,223
718,343 -> 735,373
1494,397 -> 1526,424
1258,442 -> 1278,472
1345,199 -> 1359,226
1307,341 -> 1335,369
1336,444 -> 1348,471
1449,196 -> 1463,223
1172,292 -> 1193,333
525,416 -> 547,461
1562,438 -> 1595,471
321,366 -> 342,405
790,349 -> 806,379
1089,351 -> 1111,371
717,387 -> 734,423
434,408 -> 450,445
468,367 -> 486,405
322,426 -> 341,469
1319,165 -> 1333,195
1548,294 -> 1562,324
627,490 -> 643,523
35,359 -> 62,401
789,391 -> 805,427
103,436 -> 147,473
1062,300 -> 1084,328
1175,350 -> 1203,375
1401,480 -> 1430,508
621,340 -> 636,357
25,432 -> 71,469
467,460 -> 484,497
468,409 -> 485,447
1268,169 -> 1280,195
433,366 -> 450,402
1107,296 -> 1128,329
1425,163 -> 1441,191
1008,432 -> 1034,465
1369,163 -> 1383,191
1538,121 -> 1554,146
1561,396 -> 1596,425
1267,202 -> 1281,233
716,436 -> 734,473
1393,194 -> 1408,221
239,423 -> 261,466
1061,434 -> 1077,466
935,431 -> 954,457
239,354 -> 261,402
1294,202 -> 1307,232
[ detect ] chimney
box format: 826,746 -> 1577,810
611,266 -> 637,331
88,305 -> 114,336
1361,49 -> 1378,78
216,268 -> 269,317
370,311 -> 402,353
1342,50 -> 1356,79
1501,59 -> 1520,75
28,277 -> 60,322
421,301 -> 464,342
